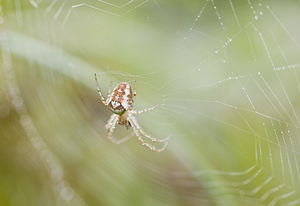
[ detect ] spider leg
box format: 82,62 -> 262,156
129,114 -> 171,142
131,105 -> 159,114
129,118 -> 168,152
107,80 -> 113,100
105,114 -> 117,129
94,73 -> 108,105
106,114 -> 135,144
132,76 -> 137,103
109,131 -> 135,144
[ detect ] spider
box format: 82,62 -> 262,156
94,74 -> 171,152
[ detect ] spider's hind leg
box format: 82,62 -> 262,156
94,73 -> 108,106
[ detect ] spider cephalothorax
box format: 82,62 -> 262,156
94,73 -> 171,152
116,111 -> 131,129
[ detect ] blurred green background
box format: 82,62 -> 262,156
1,0 -> 300,205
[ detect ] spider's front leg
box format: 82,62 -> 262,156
105,114 -> 117,129
128,114 -> 171,152
106,114 -> 134,144
129,114 -> 171,143
108,131 -> 135,144
130,121 -> 169,152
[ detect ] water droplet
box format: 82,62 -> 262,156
259,11 -> 263,15
254,16 -> 258,20
258,72 -> 261,75
222,60 -> 226,63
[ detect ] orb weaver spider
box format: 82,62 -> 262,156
94,74 -> 171,152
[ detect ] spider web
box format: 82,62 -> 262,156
1,0 -> 300,205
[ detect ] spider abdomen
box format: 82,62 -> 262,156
108,82 -> 133,115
